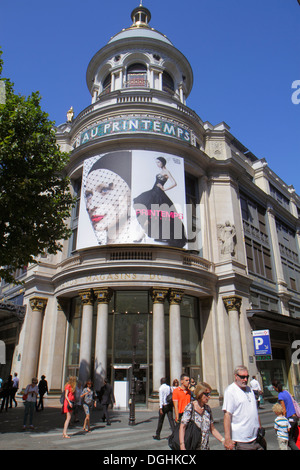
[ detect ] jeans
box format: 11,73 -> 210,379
23,401 -> 36,426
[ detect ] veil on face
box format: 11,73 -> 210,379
84,151 -> 133,245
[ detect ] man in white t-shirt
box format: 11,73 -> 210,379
223,365 -> 263,450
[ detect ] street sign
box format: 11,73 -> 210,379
253,330 -> 272,359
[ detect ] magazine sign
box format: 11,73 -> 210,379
252,330 -> 272,361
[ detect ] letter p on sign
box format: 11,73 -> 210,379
254,337 -> 264,350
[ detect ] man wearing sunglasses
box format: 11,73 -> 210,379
223,365 -> 263,450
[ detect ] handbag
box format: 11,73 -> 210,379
256,427 -> 267,450
22,393 -> 28,401
168,405 -> 202,450
291,395 -> 300,418
166,388 -> 173,407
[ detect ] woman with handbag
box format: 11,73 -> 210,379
179,382 -> 225,450
62,376 -> 77,439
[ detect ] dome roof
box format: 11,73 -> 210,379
108,4 -> 173,46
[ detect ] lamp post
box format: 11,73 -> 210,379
129,324 -> 138,426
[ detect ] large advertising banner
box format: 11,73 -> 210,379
76,150 -> 187,249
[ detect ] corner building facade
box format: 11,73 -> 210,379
3,5 -> 300,408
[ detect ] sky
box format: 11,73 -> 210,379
1,0 -> 300,194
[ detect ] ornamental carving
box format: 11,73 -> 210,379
150,287 -> 168,304
94,288 -> 113,304
29,297 -> 48,312
168,289 -> 184,305
78,290 -> 94,305
223,296 -> 242,312
217,221 -> 236,257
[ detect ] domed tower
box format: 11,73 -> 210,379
54,4 -> 210,400
22,3 -> 217,406
86,3 -> 193,106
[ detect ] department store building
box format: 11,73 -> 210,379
1,4 -> 300,408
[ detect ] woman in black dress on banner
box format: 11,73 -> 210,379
133,156 -> 186,248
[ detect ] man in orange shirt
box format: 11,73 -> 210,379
172,373 -> 191,423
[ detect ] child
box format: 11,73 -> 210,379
273,403 -> 291,450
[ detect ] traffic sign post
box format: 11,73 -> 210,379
252,330 -> 272,361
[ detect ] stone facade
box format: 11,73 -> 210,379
1,4 -> 299,408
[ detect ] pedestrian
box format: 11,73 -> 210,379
98,378 -> 115,425
179,382 -> 225,450
223,365 -> 264,450
10,372 -> 19,408
153,377 -> 175,441
273,403 -> 291,450
172,378 -> 179,391
272,380 -> 299,450
81,380 -> 96,432
172,373 -> 191,424
0,375 -> 13,412
72,380 -> 83,424
250,375 -> 262,408
62,376 -> 76,439
23,377 -> 39,430
189,377 -> 196,400
36,375 -> 48,411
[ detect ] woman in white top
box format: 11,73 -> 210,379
23,378 -> 39,430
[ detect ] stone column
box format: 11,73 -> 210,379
150,288 -> 168,395
26,297 -> 48,381
94,288 -> 113,390
169,289 -> 184,384
223,296 -> 243,368
78,290 -> 94,384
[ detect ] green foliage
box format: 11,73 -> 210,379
0,50 -> 75,284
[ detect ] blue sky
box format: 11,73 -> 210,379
1,0 -> 300,193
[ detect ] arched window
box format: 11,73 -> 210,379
162,71 -> 174,93
102,73 -> 111,95
126,63 -> 148,88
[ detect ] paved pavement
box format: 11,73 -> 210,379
0,398 -> 280,452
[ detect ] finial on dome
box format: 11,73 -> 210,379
131,3 -> 151,27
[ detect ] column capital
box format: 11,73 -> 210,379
150,287 -> 169,304
223,296 -> 242,312
94,288 -> 113,304
29,297 -> 48,312
168,289 -> 184,305
78,289 -> 94,305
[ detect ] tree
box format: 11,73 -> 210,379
0,50 -> 74,284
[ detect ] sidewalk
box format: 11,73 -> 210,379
0,398 -> 275,451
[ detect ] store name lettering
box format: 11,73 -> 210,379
75,118 -> 191,147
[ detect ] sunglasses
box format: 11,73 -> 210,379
236,374 -> 249,380
203,392 -> 211,397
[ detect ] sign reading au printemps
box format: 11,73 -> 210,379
74,117 -> 193,148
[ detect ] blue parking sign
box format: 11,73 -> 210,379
253,330 -> 272,356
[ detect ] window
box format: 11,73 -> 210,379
126,63 -> 148,88
240,192 -> 273,280
185,173 -> 199,243
270,184 -> 290,210
68,178 -> 81,255
276,219 -> 300,291
162,71 -> 174,93
102,74 -> 111,94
